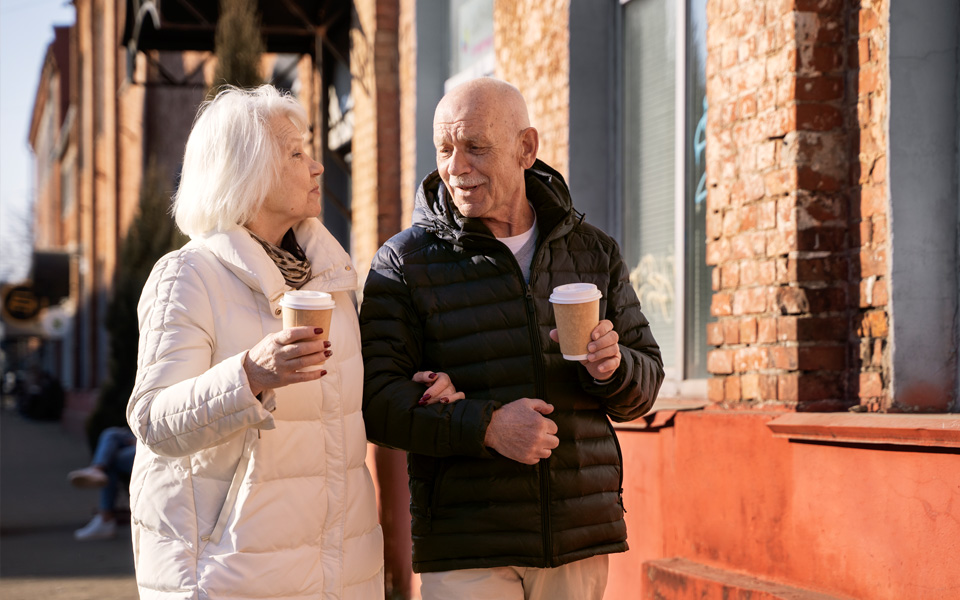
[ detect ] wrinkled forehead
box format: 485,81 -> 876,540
432,117 -> 499,145
434,87 -> 516,133
269,114 -> 305,148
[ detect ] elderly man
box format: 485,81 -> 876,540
360,77 -> 663,599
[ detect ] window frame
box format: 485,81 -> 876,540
443,0 -> 495,93
617,0 -> 709,399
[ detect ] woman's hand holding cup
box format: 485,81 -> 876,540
244,327 -> 331,396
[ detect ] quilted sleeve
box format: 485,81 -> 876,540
126,251 -> 275,458
359,241 -> 500,458
579,236 -> 665,422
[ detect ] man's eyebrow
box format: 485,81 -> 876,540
433,129 -> 488,145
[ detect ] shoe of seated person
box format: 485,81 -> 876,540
74,514 -> 117,541
68,466 -> 108,488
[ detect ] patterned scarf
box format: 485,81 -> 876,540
246,228 -> 313,289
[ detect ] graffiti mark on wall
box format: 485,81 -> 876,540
694,96 -> 708,206
630,253 -> 675,323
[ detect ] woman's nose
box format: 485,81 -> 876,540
310,157 -> 324,177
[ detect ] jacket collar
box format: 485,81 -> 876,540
412,159 -> 583,249
193,218 -> 357,316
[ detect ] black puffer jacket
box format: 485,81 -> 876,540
360,160 -> 663,573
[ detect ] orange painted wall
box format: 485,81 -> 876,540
605,412 -> 960,600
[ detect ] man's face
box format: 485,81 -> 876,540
433,103 -> 525,224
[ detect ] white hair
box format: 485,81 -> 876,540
173,85 -> 309,236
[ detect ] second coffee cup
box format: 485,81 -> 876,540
549,283 -> 603,361
280,290 -> 336,372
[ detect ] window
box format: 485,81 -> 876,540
320,17 -> 353,251
620,0 -> 711,396
60,149 -> 76,219
887,0 -> 959,411
445,0 -> 494,92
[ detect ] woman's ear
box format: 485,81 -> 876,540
518,127 -> 539,169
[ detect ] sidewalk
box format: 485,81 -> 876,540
0,407 -> 138,599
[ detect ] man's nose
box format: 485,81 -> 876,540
447,148 -> 470,176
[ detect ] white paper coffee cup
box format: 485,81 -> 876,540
549,283 -> 602,361
279,291 -> 335,372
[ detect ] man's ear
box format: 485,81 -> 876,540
518,127 -> 539,169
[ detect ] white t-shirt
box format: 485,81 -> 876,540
499,211 -> 539,283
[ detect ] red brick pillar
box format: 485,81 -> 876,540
351,0 -> 401,285
705,1 -> 862,410
849,0 -> 891,410
494,0 -> 570,176
351,2 -> 410,598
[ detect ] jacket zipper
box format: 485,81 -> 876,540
480,212 -> 568,568
512,244 -> 552,568
524,286 -> 552,566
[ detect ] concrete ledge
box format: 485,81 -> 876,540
644,557 -> 850,600
615,398 -> 709,431
766,413 -> 960,448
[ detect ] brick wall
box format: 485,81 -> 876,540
350,0 -> 401,286
849,0 -> 890,410
705,0 -> 890,411
494,0 -> 570,177
398,0 -> 417,229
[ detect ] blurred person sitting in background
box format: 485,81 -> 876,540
68,426 -> 136,541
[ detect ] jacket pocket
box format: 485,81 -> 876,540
199,428 -> 257,552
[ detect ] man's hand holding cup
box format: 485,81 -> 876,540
549,283 -> 621,382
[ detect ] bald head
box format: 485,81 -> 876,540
431,77 -> 539,237
434,78 -> 531,133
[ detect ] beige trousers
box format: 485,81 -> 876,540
419,554 -> 609,600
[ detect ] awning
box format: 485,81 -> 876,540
122,0 -> 347,55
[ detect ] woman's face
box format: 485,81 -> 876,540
258,115 -> 323,237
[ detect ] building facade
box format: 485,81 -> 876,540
26,0 -> 959,598
26,0 -> 344,426
352,1 -> 959,599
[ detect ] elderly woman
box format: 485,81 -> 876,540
127,85 -> 453,599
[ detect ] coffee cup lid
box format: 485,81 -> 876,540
279,290 -> 336,310
549,283 -> 602,304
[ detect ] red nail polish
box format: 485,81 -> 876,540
418,399 -> 427,406
314,328 -> 323,334
320,370 -> 327,376
441,397 -> 449,404
429,372 -> 438,380
420,394 -> 431,402
324,341 -> 331,348
324,350 -> 332,357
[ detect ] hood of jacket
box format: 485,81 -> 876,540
412,159 -> 584,248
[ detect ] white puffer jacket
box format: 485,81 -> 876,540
127,219 -> 384,600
